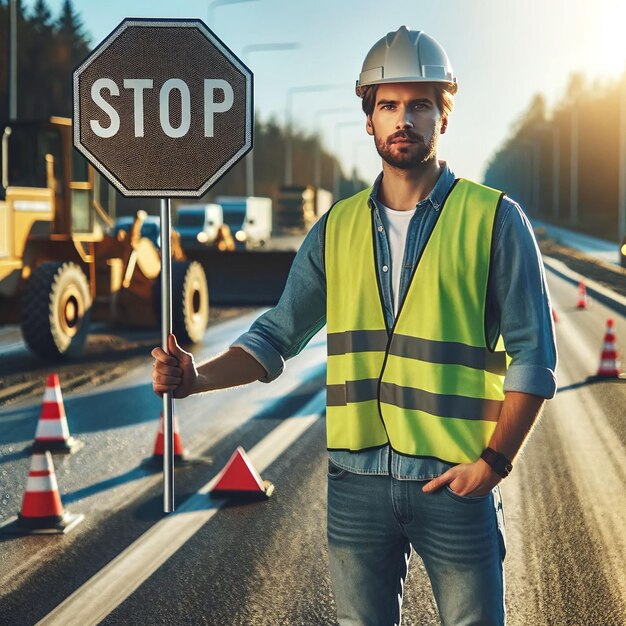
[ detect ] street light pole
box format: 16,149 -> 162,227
530,122 -> 560,220
242,43 -> 299,197
9,0 -> 18,120
552,126 -> 560,220
333,121 -> 361,199
352,139 -> 373,189
284,84 -> 343,185
617,71 -> 626,243
208,0 -> 260,24
312,108 -> 352,189
569,105 -> 579,226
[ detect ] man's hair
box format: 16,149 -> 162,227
360,84 -> 455,119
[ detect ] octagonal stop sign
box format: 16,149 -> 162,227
73,18 -> 253,197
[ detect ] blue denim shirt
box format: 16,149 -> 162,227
232,164 -> 557,480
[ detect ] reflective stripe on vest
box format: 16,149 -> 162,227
325,179 -> 508,464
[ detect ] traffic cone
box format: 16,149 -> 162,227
211,447 -> 274,500
145,412 -> 189,467
552,308 -> 559,323
596,319 -> 624,378
576,280 -> 589,309
0,451 -> 84,535
32,373 -> 78,453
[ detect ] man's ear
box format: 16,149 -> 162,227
366,115 -> 374,136
440,116 -> 448,135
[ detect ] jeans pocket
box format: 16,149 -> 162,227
328,458 -> 348,480
444,485 -> 491,503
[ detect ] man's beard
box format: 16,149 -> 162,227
374,128 -> 438,170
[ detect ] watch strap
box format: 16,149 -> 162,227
480,447 -> 513,478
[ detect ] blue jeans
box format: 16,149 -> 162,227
327,460 -> 506,626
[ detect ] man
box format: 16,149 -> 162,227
152,26 -> 557,626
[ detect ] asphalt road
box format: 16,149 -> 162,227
0,305 -> 257,407
1,263 -> 625,625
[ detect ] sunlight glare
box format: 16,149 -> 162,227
597,0 -> 626,77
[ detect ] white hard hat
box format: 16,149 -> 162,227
356,26 -> 457,96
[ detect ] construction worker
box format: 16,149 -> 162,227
152,26 -> 557,626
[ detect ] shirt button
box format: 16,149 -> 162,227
383,265 -> 389,272
378,225 -> 383,232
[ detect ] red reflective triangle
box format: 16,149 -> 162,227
212,447 -> 265,492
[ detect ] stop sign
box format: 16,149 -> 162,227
73,18 -> 253,197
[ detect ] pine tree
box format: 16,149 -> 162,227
56,0 -> 91,69
31,0 -> 51,31
51,0 -> 91,116
24,0 -> 54,117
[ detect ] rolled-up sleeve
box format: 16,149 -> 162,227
489,198 -> 558,398
230,215 -> 328,383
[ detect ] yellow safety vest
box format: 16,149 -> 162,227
325,178 -> 508,465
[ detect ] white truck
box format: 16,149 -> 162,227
216,196 -> 272,249
175,203 -> 224,251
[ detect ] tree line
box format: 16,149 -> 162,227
0,0 -> 90,120
484,71 -> 625,242
0,0 -> 366,207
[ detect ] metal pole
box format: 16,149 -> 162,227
245,151 -> 254,197
570,106 -> 579,226
284,85 -> 344,185
521,148 -> 530,211
313,107 -> 352,189
285,93 -> 293,185
552,126 -> 560,220
352,140 -> 372,191
532,143 -> 540,216
618,75 -> 626,242
333,121 -> 361,199
160,198 -> 174,513
314,137 -> 322,190
9,0 -> 18,120
242,43 -> 299,197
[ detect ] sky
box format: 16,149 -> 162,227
24,0 -> 626,185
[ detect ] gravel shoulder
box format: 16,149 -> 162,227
537,237 -> 626,299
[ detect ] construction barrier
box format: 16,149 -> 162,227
0,451 -> 84,535
32,373 -> 79,454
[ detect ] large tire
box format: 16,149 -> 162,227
21,262 -> 92,360
171,261 -> 209,344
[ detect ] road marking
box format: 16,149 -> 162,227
36,389 -> 325,626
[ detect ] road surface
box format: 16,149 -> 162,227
0,263 -> 625,625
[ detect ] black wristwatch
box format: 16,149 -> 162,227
480,447 -> 513,478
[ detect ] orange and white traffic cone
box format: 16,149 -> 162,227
576,280 -> 589,309
0,451 -> 84,535
552,308 -> 559,323
596,319 -> 624,378
210,446 -> 274,500
145,412 -> 189,467
32,373 -> 78,453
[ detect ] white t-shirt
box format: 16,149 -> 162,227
379,203 -> 416,316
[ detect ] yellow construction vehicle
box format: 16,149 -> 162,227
0,116 -> 209,359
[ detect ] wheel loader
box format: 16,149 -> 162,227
0,116 -> 209,360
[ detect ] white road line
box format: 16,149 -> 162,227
36,390 -> 326,626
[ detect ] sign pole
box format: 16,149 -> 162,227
73,18 -> 253,516
160,198 -> 175,513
